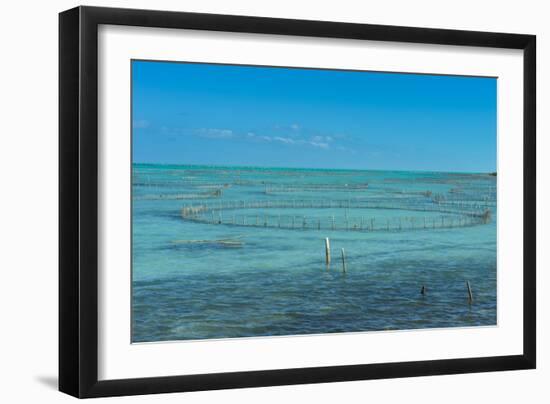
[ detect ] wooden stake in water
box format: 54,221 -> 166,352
421,285 -> 426,295
467,281 -> 474,303
325,238 -> 331,265
341,248 -> 347,273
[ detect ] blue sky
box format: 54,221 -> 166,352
132,60 -> 496,172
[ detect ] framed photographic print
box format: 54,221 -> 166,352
59,6 -> 536,398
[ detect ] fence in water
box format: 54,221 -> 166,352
264,183 -> 369,194
180,198 -> 492,232
133,189 -> 223,201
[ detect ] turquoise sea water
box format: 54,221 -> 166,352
132,164 -> 496,342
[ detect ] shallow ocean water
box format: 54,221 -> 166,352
132,164 -> 496,342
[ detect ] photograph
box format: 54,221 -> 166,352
0,0 -> 543,401
131,60 -> 497,343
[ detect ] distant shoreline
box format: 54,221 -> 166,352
132,162 -> 496,176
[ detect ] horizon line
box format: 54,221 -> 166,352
132,162 -> 496,175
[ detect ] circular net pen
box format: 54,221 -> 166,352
180,198 -> 492,232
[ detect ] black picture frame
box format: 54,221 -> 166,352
59,5 -> 536,398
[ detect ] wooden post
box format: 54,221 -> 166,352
325,238 -> 331,265
467,281 -> 473,302
421,285 -> 426,295
341,248 -> 347,273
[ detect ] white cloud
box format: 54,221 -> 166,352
191,126 -> 341,152
308,135 -> 333,149
245,132 -> 272,142
310,141 -> 329,149
274,136 -> 296,144
198,128 -> 234,139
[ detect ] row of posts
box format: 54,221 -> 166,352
182,198 -> 488,216
324,237 -> 474,303
188,210 -> 482,231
